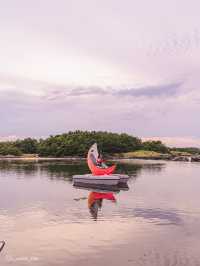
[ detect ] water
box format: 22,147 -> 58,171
0,159 -> 200,266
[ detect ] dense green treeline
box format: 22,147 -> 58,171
0,130 -> 184,157
38,131 -> 141,157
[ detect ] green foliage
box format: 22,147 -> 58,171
0,138 -> 37,156
15,138 -> 38,153
0,131 -> 182,157
142,140 -> 169,153
0,142 -> 22,156
37,131 -> 142,157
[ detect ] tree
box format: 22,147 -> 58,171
0,142 -> 22,156
15,138 -> 38,154
142,141 -> 169,153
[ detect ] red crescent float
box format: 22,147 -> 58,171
87,143 -> 116,175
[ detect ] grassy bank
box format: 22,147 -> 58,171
115,150 -> 171,159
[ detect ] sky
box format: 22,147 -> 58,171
0,0 -> 200,147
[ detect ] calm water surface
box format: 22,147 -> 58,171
0,159 -> 200,266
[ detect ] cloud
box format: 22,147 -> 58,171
0,77 -> 200,143
0,71 -> 184,99
44,86 -> 107,101
40,82 -> 184,102
115,83 -> 182,98
67,86 -> 107,96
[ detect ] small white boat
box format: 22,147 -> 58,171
73,174 -> 120,186
73,143 -> 129,187
72,174 -> 129,186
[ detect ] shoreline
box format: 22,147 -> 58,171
0,154 -> 200,162
0,156 -> 85,161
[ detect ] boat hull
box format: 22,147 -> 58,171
73,174 -> 129,186
73,174 -> 120,186
111,174 -> 129,184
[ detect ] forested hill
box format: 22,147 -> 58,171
0,130 -> 171,157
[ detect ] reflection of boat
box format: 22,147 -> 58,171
73,182 -> 129,192
88,192 -> 116,207
88,192 -> 116,220
87,143 -> 116,175
73,180 -> 129,220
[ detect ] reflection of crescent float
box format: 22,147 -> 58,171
88,192 -> 116,220
87,143 -> 116,175
88,192 -> 116,208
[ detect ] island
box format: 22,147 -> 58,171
0,131 -> 200,162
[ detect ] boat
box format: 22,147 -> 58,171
72,143 -> 129,186
73,173 -> 129,186
87,143 -> 116,175
73,174 -> 120,186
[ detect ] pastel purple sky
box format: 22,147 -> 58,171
0,0 -> 200,147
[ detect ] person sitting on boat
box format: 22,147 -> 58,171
96,154 -> 107,168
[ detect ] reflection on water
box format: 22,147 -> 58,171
73,181 -> 128,220
73,181 -> 129,193
0,159 -> 165,179
88,192 -> 116,220
73,182 -> 129,221
0,159 -> 200,266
